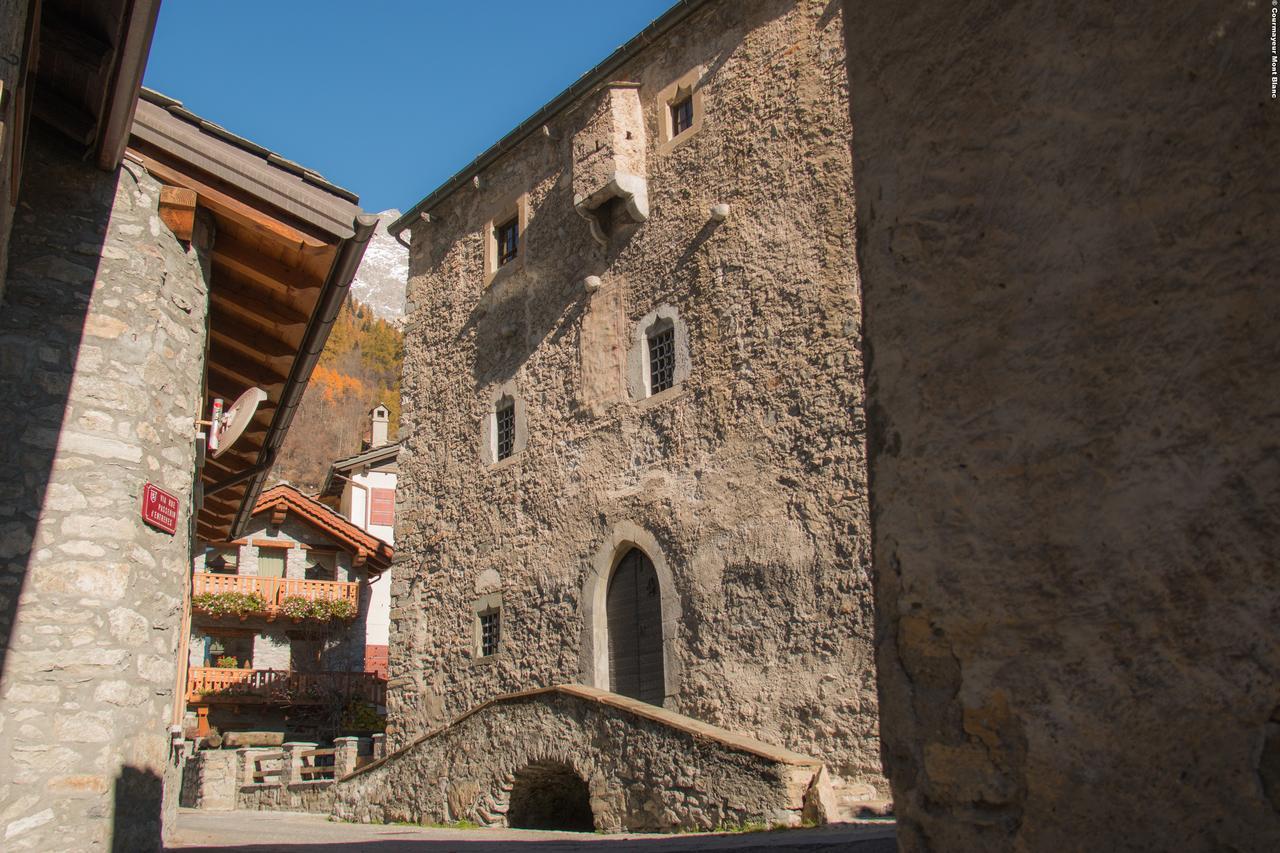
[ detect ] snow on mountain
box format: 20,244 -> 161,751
349,209 -> 408,324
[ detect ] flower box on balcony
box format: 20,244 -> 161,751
279,595 -> 357,622
192,590 -> 268,619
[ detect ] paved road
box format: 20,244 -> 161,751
170,809 -> 896,852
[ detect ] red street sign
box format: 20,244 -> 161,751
141,483 -> 180,535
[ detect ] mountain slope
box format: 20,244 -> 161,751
348,209 -> 408,324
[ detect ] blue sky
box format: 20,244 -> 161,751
143,1 -> 676,214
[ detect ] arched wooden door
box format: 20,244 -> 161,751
606,548 -> 664,704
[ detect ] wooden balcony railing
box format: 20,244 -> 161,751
187,667 -> 386,706
191,572 -> 359,619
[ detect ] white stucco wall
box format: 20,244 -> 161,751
340,466 -> 396,649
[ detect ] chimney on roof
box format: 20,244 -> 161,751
370,405 -> 389,447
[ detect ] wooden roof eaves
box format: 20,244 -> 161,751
132,97 -> 360,239
94,0 -> 161,170
226,213 -> 379,539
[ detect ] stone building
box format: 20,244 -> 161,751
842,1 -> 1277,851
319,405 -> 401,677
386,0 -> 880,792
0,3 -> 374,846
186,484 -> 392,739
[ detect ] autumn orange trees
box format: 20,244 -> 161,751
274,298 -> 403,490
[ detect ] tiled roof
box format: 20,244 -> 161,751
253,484 -> 393,570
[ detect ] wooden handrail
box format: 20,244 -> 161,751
191,573 -> 359,619
186,667 -> 386,705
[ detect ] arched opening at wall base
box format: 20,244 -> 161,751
507,760 -> 596,832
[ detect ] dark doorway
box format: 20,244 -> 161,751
606,548 -> 664,704
507,761 -> 595,831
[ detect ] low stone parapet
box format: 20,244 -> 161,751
182,737 -> 375,814
333,684 -> 832,833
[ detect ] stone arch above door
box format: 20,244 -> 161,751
580,521 -> 682,704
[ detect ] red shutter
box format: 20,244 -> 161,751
369,488 -> 395,527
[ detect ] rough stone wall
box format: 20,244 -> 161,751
392,0 -> 879,783
842,2 -> 1278,851
179,749 -> 238,811
0,129 -> 209,851
238,780 -> 334,813
336,686 -> 823,832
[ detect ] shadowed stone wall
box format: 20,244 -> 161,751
391,0 -> 880,787
843,2 -> 1277,850
0,129 -> 209,851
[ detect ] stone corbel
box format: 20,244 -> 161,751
573,172 -> 649,246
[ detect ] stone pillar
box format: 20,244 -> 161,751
237,748 -> 258,788
371,734 -> 386,760
285,545 -> 307,579
282,742 -> 316,787
191,750 -> 238,811
334,737 -> 360,778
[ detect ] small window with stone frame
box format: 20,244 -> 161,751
496,216 -> 519,267
647,321 -> 676,395
495,397 -> 516,461
670,94 -> 694,137
478,608 -> 501,657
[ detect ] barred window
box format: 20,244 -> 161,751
648,325 -> 675,394
496,216 -> 519,266
495,399 -> 516,461
479,610 -> 501,657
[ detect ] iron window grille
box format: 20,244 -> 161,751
671,95 -> 694,137
495,400 -> 516,461
496,216 -> 519,266
479,610 -> 501,657
648,325 -> 676,394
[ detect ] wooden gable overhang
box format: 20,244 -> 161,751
127,90 -> 377,541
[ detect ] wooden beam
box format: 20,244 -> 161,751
39,6 -> 113,75
208,344 -> 290,388
159,186 -> 197,242
211,239 -> 323,299
209,307 -> 297,360
209,277 -> 310,330
201,495 -> 240,516
31,86 -> 94,145
129,153 -> 329,251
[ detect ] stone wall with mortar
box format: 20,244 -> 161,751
335,685 -> 826,832
391,0 -> 879,785
842,2 -> 1277,851
0,128 -> 209,851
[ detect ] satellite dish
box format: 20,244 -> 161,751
211,387 -> 268,459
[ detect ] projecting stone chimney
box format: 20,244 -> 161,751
370,404 -> 389,447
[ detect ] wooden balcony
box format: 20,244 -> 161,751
192,572 -> 358,619
187,667 -> 386,706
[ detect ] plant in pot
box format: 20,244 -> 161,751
214,655 -> 239,669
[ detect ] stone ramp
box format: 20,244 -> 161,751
333,684 -> 833,833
